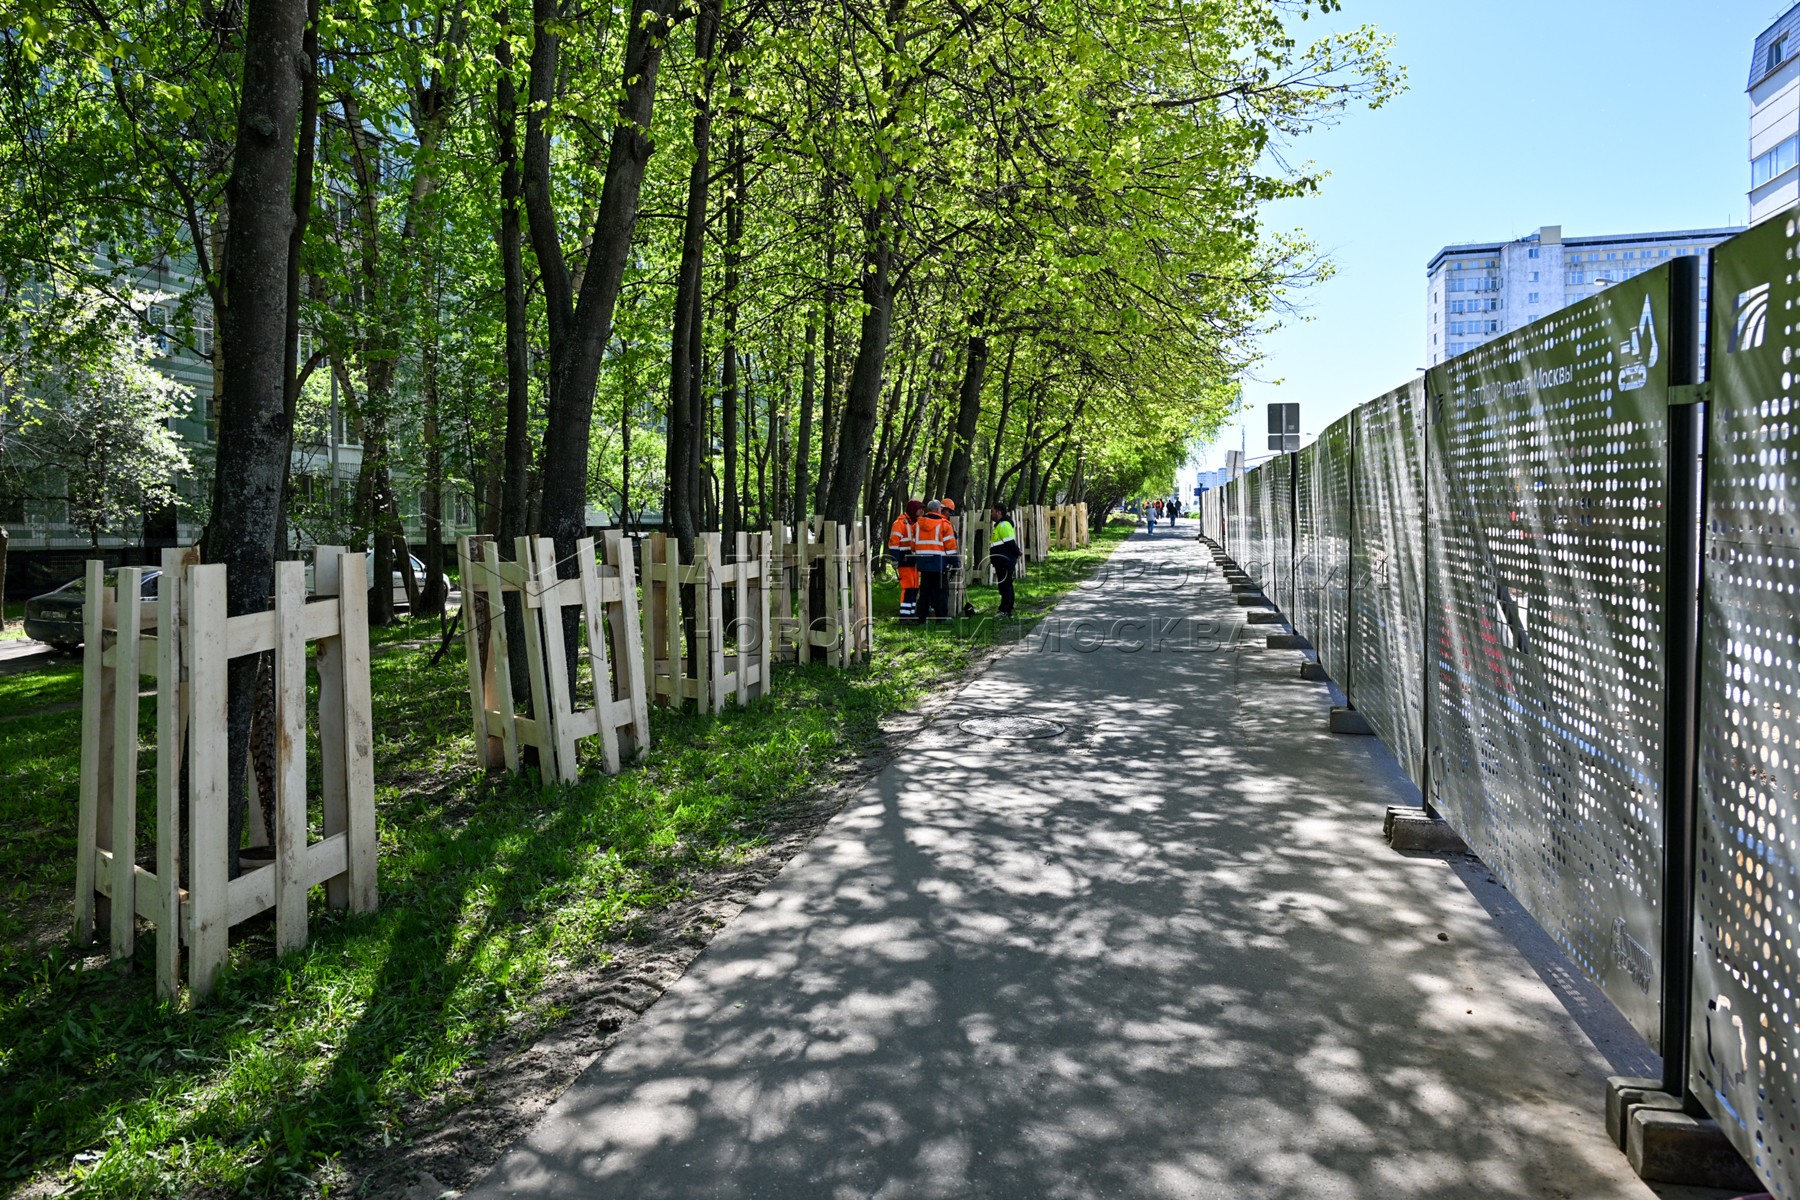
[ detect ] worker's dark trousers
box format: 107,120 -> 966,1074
994,560 -> 1016,615
919,569 -> 948,620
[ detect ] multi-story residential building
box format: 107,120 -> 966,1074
1424,224 -> 1740,368
2,260 -> 479,594
1751,5 -> 1800,225
1192,468 -> 1231,499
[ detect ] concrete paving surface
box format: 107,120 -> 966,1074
466,529 -> 1740,1200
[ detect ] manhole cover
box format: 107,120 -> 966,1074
958,716 -> 1065,740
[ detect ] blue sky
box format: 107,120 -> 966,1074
1190,0 -> 1780,480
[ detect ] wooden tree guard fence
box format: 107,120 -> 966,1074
1049,504 -> 1089,550
76,546 -> 377,1000
1015,504 -> 1053,562
639,531 -> 773,713
459,533 -> 650,783
771,520 -> 873,666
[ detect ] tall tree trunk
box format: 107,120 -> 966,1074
865,340 -> 910,515
795,315 -> 816,524
494,29 -> 533,694
822,201 -> 893,523
720,39 -> 744,541
774,350 -> 791,529
205,0 -> 308,878
496,32 -> 530,546
527,0 -> 682,568
942,316 -> 986,509
271,0 -> 318,561
814,221 -> 837,513
983,335 -> 1018,504
340,98 -> 398,625
665,0 -> 719,556
888,355 -> 932,510
619,342 -> 633,525
419,301 -> 446,615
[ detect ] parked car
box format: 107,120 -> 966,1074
24,551 -> 451,651
23,569 -> 163,652
366,551 -> 453,610
305,551 -> 452,610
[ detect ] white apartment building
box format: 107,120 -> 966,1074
1751,5 -> 1800,224
1424,224 -> 1739,367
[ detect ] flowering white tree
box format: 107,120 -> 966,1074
7,315 -> 191,551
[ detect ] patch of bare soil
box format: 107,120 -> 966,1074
329,641 -> 1012,1200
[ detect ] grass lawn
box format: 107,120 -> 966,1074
0,602 -> 26,641
0,521 -> 1131,1198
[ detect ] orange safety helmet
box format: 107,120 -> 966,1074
940,497 -> 957,513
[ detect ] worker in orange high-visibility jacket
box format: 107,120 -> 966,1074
912,500 -> 960,621
887,498 -> 924,619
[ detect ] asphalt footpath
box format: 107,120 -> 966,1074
465,525 -> 1732,1200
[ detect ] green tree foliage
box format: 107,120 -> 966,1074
4,304 -> 191,549
1,0 -> 1400,553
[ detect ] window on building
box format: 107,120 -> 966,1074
1753,134 -> 1800,187
1606,252 -> 1618,260
1569,271 -> 1585,285
1528,292 -> 1540,304
454,492 -> 475,528
144,304 -> 171,353
1530,271 -> 1540,282
1527,247 -> 1540,259
1771,35 -> 1788,75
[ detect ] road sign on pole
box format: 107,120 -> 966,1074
1267,403 -> 1300,453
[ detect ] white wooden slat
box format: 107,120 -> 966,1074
90,858 -> 169,925
529,536 -> 574,783
733,532 -> 749,707
273,562 -> 308,953
458,537 -> 492,765
639,535 -> 659,705
579,542 -> 621,775
758,534 -> 773,688
220,600 -> 339,660
663,536 -> 682,706
75,560 -> 109,942
154,549 -> 184,996
186,564 -> 230,998
337,551 -> 378,914
315,545 -> 350,911
514,536 -> 557,776
482,540 -> 520,772
110,567 -> 143,962
608,531 -> 651,757
226,832 -> 351,930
